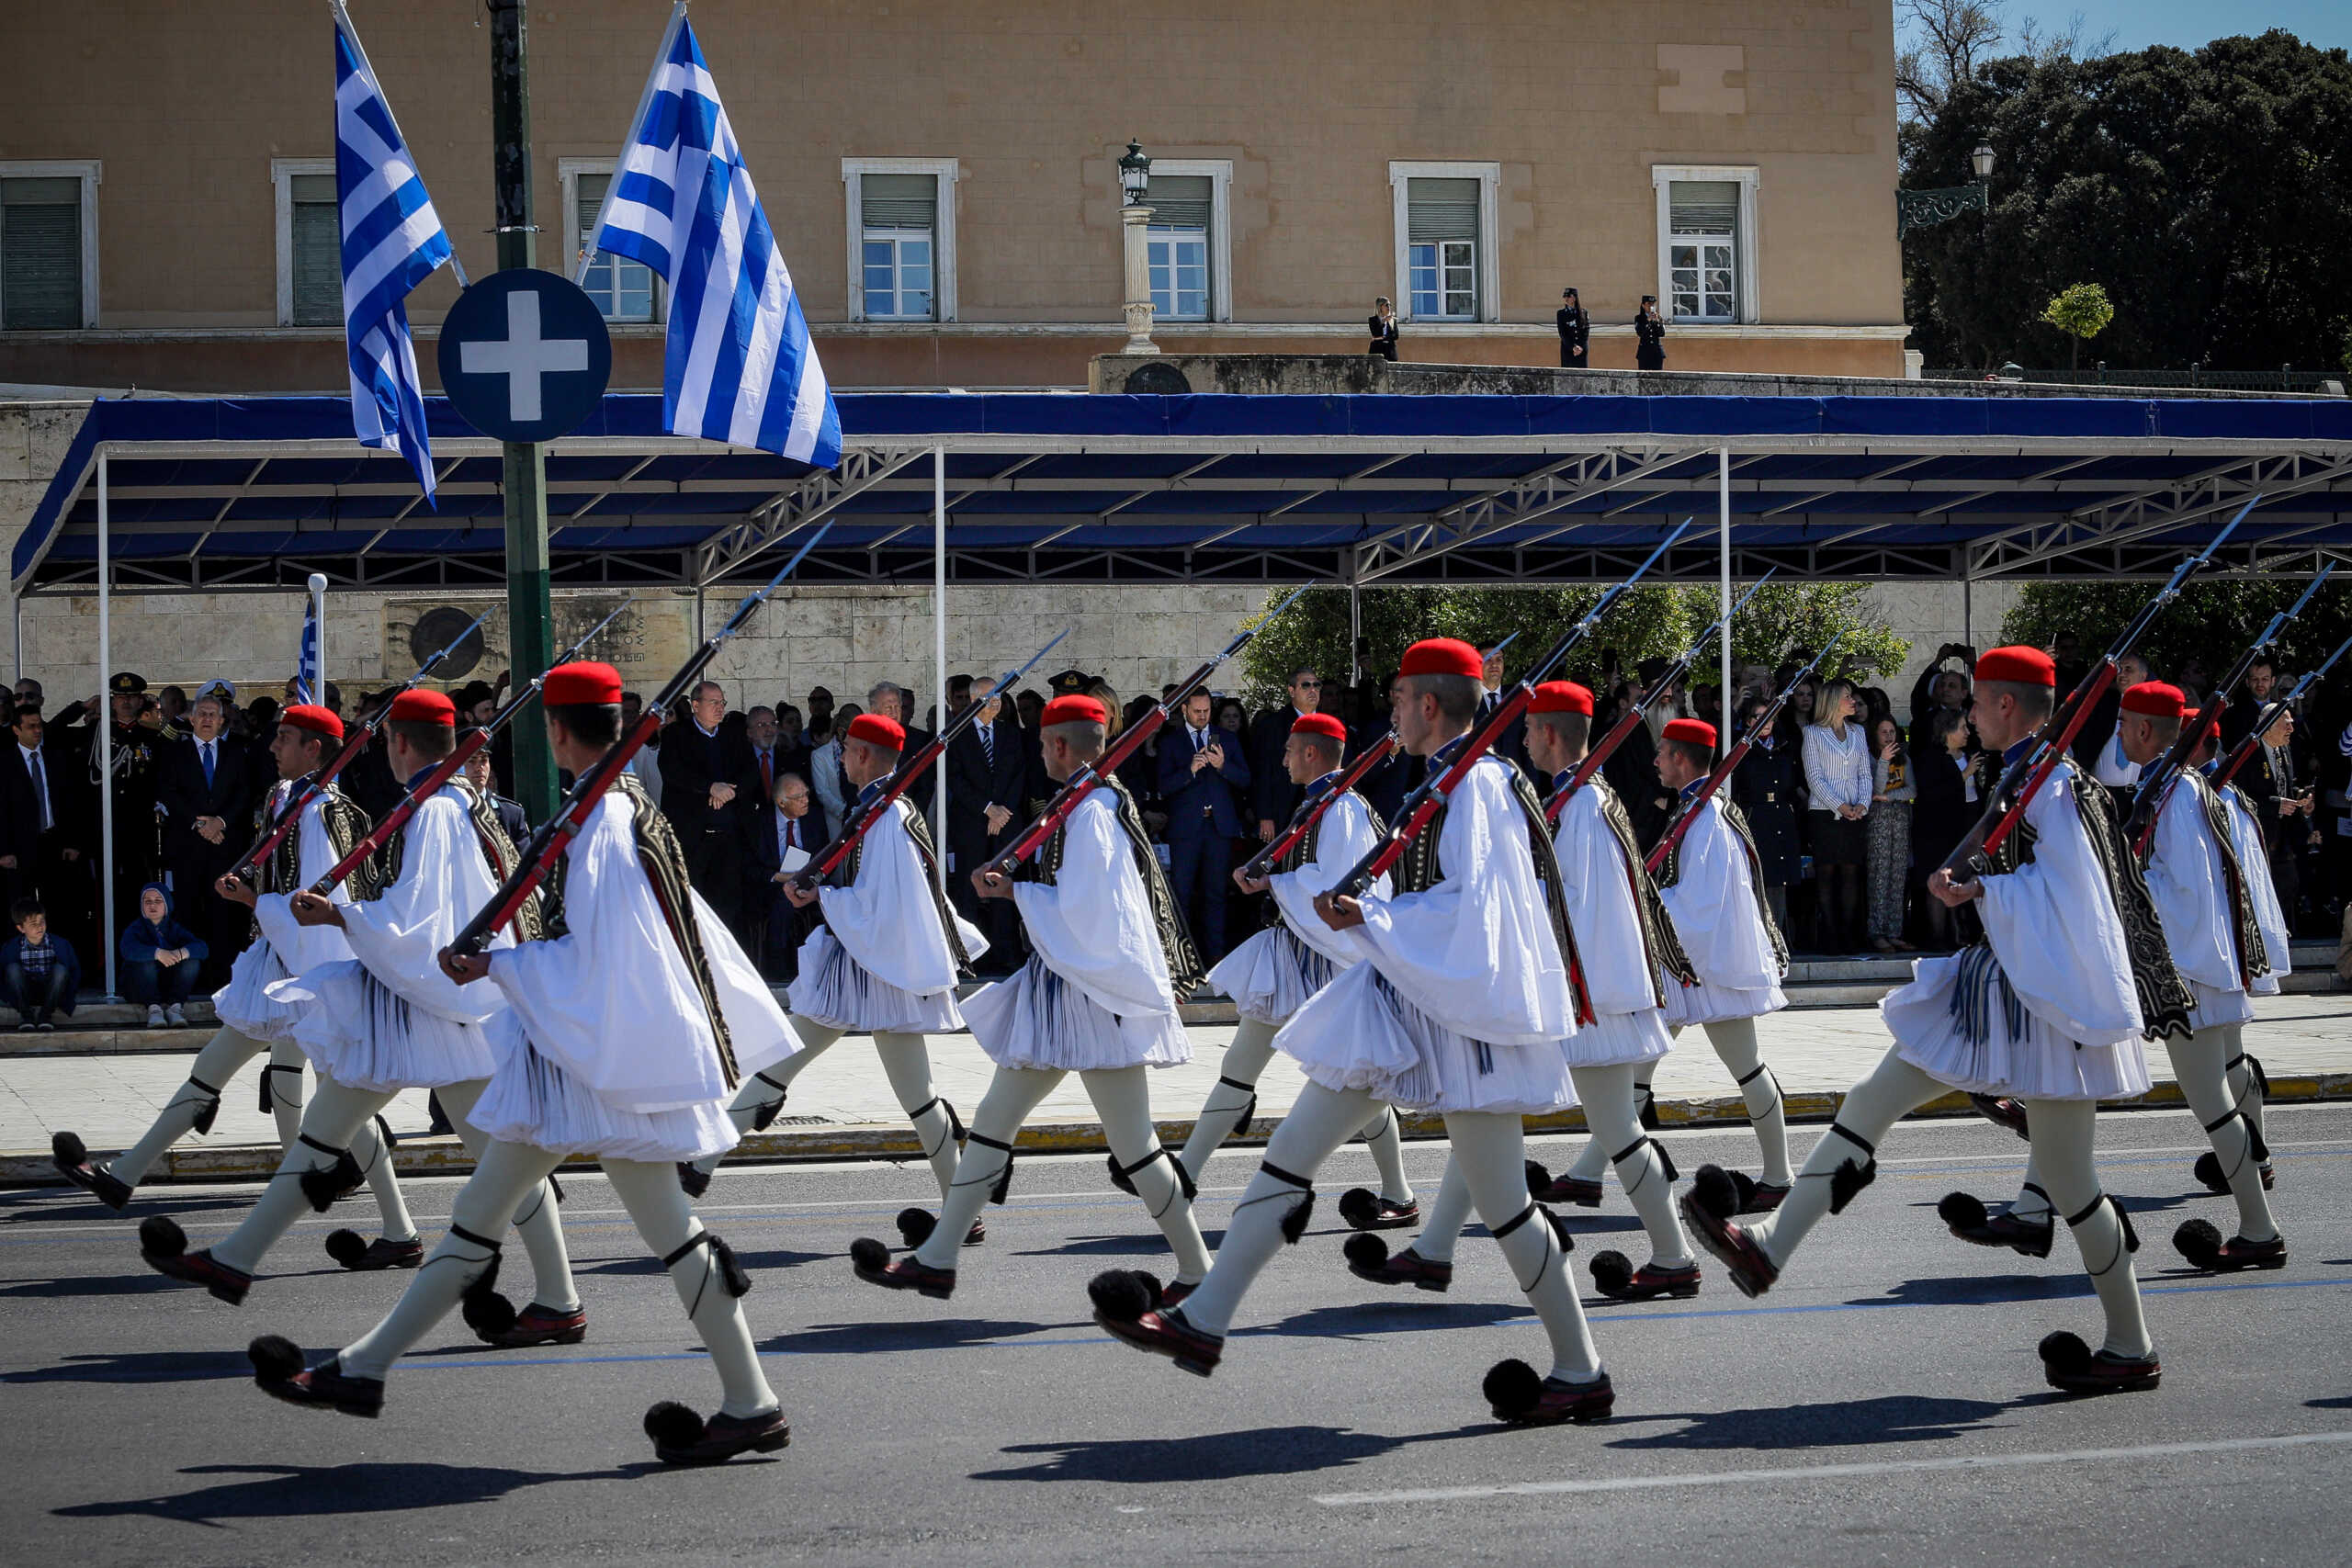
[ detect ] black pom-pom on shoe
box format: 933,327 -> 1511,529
1481,1358 -> 1544,1421
848,1236 -> 892,1272
1589,1249 -> 1634,1296
248,1334 -> 305,1385
1342,1231 -> 1390,1270
1523,1159 -> 1552,1197
1938,1191 -> 1989,1231
322,1228 -> 369,1269
1688,1164 -> 1740,1221
1087,1269 -> 1156,1324
2173,1217 -> 2225,1270
140,1213 -> 188,1259
2038,1329 -> 2092,1374
52,1130 -> 87,1168
896,1207 -> 938,1248
643,1400 -> 707,1450
1336,1188 -> 1381,1230
2190,1150 -> 2228,1196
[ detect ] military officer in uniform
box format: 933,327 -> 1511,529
1728,694 -> 1804,931
61,672 -> 164,948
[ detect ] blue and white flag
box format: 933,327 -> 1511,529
589,14 -> 841,467
333,5 -> 456,502
292,601 -> 322,705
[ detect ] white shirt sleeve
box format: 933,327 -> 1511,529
1977,766 -> 2144,1047
1270,793 -> 1386,966
1011,792 -> 1178,1019
334,789 -> 512,1024
815,800 -> 986,994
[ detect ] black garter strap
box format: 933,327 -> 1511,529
2224,1052 -> 2270,1096
1610,1134 -> 1677,1184
1242,1159 -> 1317,1243
2201,1108 -> 2270,1165
258,1062 -> 302,1115
294,1132 -> 360,1212
908,1096 -> 967,1157
1735,1062 -> 1782,1114
749,1070 -> 791,1132
298,1133 -> 345,1158
1217,1075 -> 1257,1092
1491,1201 -> 1564,1292
1817,1122 -> 1879,1215
2064,1192 -> 2140,1267
1491,1201 -> 1543,1240
449,1222 -> 502,1251
963,1131 -> 1016,1204
658,1229 -> 752,1303
1112,1145 -> 1199,1207
1219,1077 -> 1261,1133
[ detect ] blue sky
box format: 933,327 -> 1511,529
1903,2 -> 2350,56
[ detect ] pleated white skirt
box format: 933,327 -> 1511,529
1552,1005 -> 1674,1068
1207,925 -> 1342,1027
1885,950 -> 2153,1101
211,940 -> 305,1042
787,929 -> 965,1034
962,955 -> 1191,1072
268,961 -> 497,1091
1659,973 -> 1785,1027
469,1015 -> 738,1163
1274,962 -> 1578,1115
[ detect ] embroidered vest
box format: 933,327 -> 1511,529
357,781 -> 546,943
1655,794 -> 1790,976
1583,776 -> 1697,997
244,779 -> 372,941
1261,786 -> 1389,931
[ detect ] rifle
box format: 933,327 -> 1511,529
2127,563 -> 2333,856
1941,502 -> 2251,883
307,600 -> 637,895
788,627 -> 1070,892
1238,633 -> 1521,883
1644,633 -> 1843,874
226,607 -> 492,886
981,585 -> 1313,877
445,525 -> 832,959
2212,626 -> 2352,791
1550,571 -> 1774,825
1326,518 -> 1694,903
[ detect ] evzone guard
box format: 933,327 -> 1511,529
680,710 -> 989,1243
1178,710 -> 1419,1230
1097,638 -> 1617,1426
51,704 -> 412,1258
850,691 -> 1214,1303
135,688 -> 582,1348
1683,646 -> 2183,1395
2200,750 -> 2290,1198
246,660 -> 801,1465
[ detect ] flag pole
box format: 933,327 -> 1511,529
307,572 -> 327,705
576,0 -> 689,287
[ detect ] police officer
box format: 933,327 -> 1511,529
1729,694 -> 1804,931
58,672 -> 164,945
1557,287 -> 1590,368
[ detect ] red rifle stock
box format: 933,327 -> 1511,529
1238,731 -> 1398,882
1644,634 -> 1841,874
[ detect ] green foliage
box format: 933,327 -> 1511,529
1237,583 -> 1908,708
1903,30 -> 2352,372
2040,282 -> 2114,343
2000,574 -> 2352,684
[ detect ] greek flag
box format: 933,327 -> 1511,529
333,5 -> 456,502
292,602 -> 322,705
588,13 -> 841,467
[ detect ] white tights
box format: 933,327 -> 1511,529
341,1143 -> 777,1418
1176,1017 -> 1412,1203
1748,1045 -> 2152,1358
911,1065 -> 1211,1283
1177,1082 -> 1604,1384
695,1020 -> 960,1198
1562,1017 -> 1790,1188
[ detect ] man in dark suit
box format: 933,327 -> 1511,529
1157,689 -> 1250,965
741,705 -> 795,863
153,691 -> 256,987
945,689 -> 1027,975
867,682 -> 934,816
659,680 -> 757,939
0,705 -> 94,959
1247,666 -> 1324,842
749,770 -> 824,981
2222,656 -> 2280,752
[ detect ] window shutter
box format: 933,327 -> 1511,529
861,173 -> 937,231
2,177 -> 84,330
1406,177 -> 1479,243
288,173 -> 341,326
1669,180 -> 1740,233
1147,174 -> 1211,230
577,171 -> 610,249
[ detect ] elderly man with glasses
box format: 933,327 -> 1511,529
1248,668 -> 1326,843
658,680 -> 757,937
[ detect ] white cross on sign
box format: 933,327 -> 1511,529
459,289 -> 589,423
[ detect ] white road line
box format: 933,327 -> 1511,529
1312,1430 -> 2352,1507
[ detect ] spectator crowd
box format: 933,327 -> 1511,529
3,628 -> 2348,1025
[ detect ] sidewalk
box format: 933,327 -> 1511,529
7,994 -> 2350,1185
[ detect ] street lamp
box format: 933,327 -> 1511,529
1896,145 -> 1994,240
1118,139 -> 1158,355
1972,143 -> 1996,181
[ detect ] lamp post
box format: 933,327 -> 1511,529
1118,139 -> 1158,355
1896,143 -> 1994,240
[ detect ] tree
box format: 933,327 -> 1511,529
2040,281 -> 2114,378
2000,573 -> 2352,701
1237,583 -> 1907,711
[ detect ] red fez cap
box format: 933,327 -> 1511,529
1039,694 -> 1107,728
279,704 -> 343,742
543,661 -> 622,705
1397,637 -> 1484,680
1662,716 -> 1717,749
845,713 -> 906,750
2120,681 -> 2186,720
1974,645 -> 2056,688
388,689 -> 456,727
1528,681 -> 1594,716
1290,712 -> 1348,744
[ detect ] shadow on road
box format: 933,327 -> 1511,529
972,1422 -> 1486,1483
573,1246 -> 826,1277
1603,1393 -> 2017,1450
764,1317 -> 1074,1354
3,1193 -> 256,1223
1853,1273 -> 2090,1307
1238,1298 -> 1532,1342
3,1348 -> 248,1384
51,1460 -> 674,1525
1012,1230 -> 1228,1260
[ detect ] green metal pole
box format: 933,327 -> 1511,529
489,0 -> 557,820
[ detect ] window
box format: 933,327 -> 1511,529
860,173 -> 937,321
1388,163 -> 1498,323
1652,165 -> 1758,324
1145,174 -> 1211,321
561,161 -> 658,323
842,159 -> 959,322
1,162 -> 99,330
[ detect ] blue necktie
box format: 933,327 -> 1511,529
201,741 -> 215,789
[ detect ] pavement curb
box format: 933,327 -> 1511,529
9,1072 -> 2347,1188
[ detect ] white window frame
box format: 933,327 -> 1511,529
1387,161 -> 1499,324
842,157 -> 958,323
1651,164 -> 1760,325
560,156 -> 665,324
1128,157 -> 1231,324
1,159 -> 102,330
270,158 -> 336,327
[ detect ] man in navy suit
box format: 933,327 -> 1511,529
1157,690 -> 1250,965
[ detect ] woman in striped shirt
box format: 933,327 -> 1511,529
1801,678 -> 1872,953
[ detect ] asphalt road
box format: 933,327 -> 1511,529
4,1103 -> 2347,1566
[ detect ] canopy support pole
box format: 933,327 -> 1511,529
97,451 -> 118,1000
1719,446 -> 1733,706
1348,576 -> 1362,689
933,446 -> 949,897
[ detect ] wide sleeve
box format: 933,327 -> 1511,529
1271,794 -> 1386,965
2221,790 -> 2291,977
335,792 -> 511,1023
1549,791 -> 1654,1018
814,801 -> 982,995
1011,794 -> 1176,1018
1976,769 -> 2143,1046
2139,784 -> 2234,991
1657,802 -> 1780,989
254,799 -> 357,976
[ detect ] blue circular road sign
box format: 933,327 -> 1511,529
437,270 -> 613,444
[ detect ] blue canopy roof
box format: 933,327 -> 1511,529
19,390 -> 2352,592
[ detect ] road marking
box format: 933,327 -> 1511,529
1310,1429 -> 2352,1507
